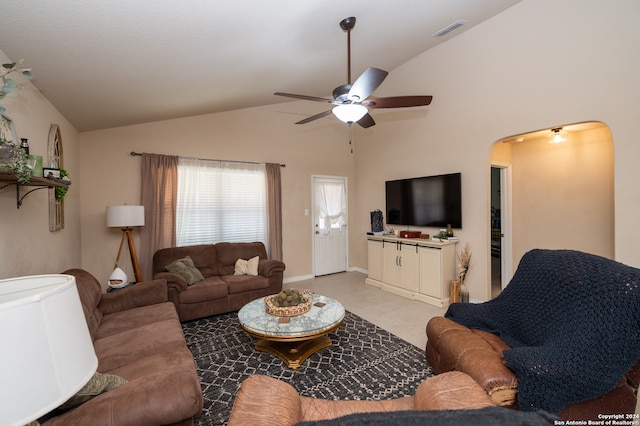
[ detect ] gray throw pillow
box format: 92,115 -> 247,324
59,372 -> 127,411
166,255 -> 205,285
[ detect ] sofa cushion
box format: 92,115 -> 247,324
95,302 -> 179,340
44,360 -> 202,426
153,244 -> 219,277
178,276 -> 229,304
166,255 -> 205,285
216,242 -> 267,275
93,319 -> 188,372
234,255 -> 259,276
222,274 -> 271,294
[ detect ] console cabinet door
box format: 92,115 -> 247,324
400,243 -> 419,292
367,239 -> 384,281
419,246 -> 442,298
383,242 -> 402,287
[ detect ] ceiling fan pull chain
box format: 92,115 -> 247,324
349,124 -> 354,154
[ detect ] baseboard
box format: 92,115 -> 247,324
283,274 -> 314,284
284,268 -> 366,284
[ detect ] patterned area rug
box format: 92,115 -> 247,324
182,310 -> 433,426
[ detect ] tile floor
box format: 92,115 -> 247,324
289,271 -> 447,350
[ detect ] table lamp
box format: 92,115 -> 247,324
106,205 -> 145,283
0,274 -> 98,426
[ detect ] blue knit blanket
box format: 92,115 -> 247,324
445,249 -> 640,414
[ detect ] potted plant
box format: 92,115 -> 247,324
0,137 -> 30,184
55,168 -> 70,200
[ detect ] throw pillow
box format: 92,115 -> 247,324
234,256 -> 260,276
59,372 -> 127,411
166,255 -> 205,285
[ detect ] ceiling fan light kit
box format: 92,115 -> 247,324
275,16 -> 432,128
332,104 -> 368,124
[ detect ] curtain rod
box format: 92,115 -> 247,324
130,151 -> 285,167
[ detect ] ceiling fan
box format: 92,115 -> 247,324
274,17 -> 433,128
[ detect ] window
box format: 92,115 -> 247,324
176,158 -> 267,247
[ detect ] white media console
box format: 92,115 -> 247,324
366,235 -> 457,308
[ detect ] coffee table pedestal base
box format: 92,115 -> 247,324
255,335 -> 332,370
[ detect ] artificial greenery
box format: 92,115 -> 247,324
55,168 -> 70,200
0,137 -> 30,184
0,60 -> 33,115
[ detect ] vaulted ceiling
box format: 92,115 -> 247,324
0,1 -> 519,131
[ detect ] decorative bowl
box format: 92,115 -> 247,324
264,289 -> 312,317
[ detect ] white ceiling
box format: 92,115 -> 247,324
0,1 -> 520,132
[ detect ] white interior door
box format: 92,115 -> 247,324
312,176 -> 348,276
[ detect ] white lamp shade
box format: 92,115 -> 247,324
332,104 -> 368,123
106,205 -> 145,228
0,274 -> 98,426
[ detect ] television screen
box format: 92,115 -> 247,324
385,173 -> 462,228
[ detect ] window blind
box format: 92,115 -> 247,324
176,158 -> 267,247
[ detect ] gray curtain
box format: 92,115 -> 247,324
266,163 -> 283,261
139,153 -> 178,280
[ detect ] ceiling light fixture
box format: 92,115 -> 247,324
550,127 -> 568,144
332,104 -> 368,124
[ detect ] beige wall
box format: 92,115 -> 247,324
509,126 -> 614,264
0,50 -> 81,278
79,104 -> 356,286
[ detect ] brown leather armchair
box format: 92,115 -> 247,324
227,371 -> 495,426
426,316 -> 640,420
426,249 -> 640,421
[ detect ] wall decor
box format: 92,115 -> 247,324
43,167 -> 60,179
47,124 -> 64,231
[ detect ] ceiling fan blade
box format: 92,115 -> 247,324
357,113 -> 375,128
366,96 -> 433,108
274,92 -> 335,103
348,68 -> 389,102
295,110 -> 333,125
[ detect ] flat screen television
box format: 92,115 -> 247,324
385,172 -> 462,228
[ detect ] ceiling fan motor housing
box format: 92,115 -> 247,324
332,84 -> 352,102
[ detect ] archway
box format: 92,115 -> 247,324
489,121 -> 614,296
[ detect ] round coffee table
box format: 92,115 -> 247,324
238,294 -> 345,370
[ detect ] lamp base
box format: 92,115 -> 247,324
113,228 -> 142,283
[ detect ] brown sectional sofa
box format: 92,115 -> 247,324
43,269 -> 203,426
153,242 -> 285,321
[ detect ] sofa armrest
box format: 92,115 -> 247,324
415,371 -> 495,410
426,316 -> 518,407
99,279 -> 168,314
258,259 -> 285,278
228,375 -> 302,426
153,271 -> 189,292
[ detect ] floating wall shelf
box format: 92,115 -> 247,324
0,170 -> 70,209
